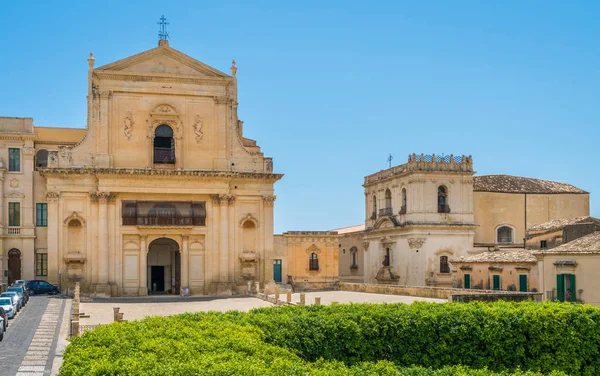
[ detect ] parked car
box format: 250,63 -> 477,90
6,286 -> 27,305
14,280 -> 30,292
28,280 -> 60,295
0,306 -> 7,331
0,293 -> 20,312
0,298 -> 15,320
0,314 -> 4,341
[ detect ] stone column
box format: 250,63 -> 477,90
46,192 -> 60,285
97,193 -> 110,288
139,234 -> 147,296
219,195 -> 229,282
0,171 -> 4,226
227,195 -> 236,282
262,196 -> 276,283
181,235 -> 189,292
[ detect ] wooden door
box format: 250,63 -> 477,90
8,249 -> 21,285
273,260 -> 282,283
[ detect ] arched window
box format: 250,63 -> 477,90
371,195 -> 377,219
400,188 -> 407,214
309,253 -> 319,270
350,246 -> 358,269
35,149 -> 49,168
154,125 -> 175,164
383,248 -> 391,267
497,226 -> 513,244
440,255 -> 450,273
383,189 -> 392,215
438,186 -> 449,213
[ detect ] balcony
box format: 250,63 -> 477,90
398,206 -> 407,215
378,207 -> 393,217
153,147 -> 175,164
122,201 -> 206,227
7,227 -> 21,235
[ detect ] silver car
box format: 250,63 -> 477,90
0,298 -> 15,319
0,292 -> 20,312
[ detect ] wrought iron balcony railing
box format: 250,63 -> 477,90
379,207 -> 393,217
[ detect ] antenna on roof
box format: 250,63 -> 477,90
158,15 -> 170,43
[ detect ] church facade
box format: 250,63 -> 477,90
0,39 -> 281,296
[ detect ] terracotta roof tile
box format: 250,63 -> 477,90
451,249 -> 537,263
473,175 -> 587,194
534,231 -> 600,255
528,216 -> 600,233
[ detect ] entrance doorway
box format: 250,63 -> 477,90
8,249 -> 21,285
147,238 -> 180,294
273,259 -> 282,282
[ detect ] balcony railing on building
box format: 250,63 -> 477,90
379,207 -> 393,217
153,147 -> 175,164
122,201 -> 206,226
7,227 -> 21,235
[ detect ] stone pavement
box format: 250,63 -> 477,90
79,296 -> 273,325
0,295 -> 68,376
79,291 -> 444,326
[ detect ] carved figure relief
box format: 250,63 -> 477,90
9,178 -> 19,188
193,115 -> 204,143
123,111 -> 134,141
306,244 -> 321,254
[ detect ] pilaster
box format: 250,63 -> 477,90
219,194 -> 229,282
139,234 -> 148,296
181,235 -> 189,292
46,192 -> 60,285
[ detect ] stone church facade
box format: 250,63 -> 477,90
0,40 -> 281,296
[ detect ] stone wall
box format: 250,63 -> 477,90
449,292 -> 542,303
339,282 -> 542,301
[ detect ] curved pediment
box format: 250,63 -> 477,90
374,217 -> 395,230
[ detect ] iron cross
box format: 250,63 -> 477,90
387,153 -> 393,168
158,15 -> 170,40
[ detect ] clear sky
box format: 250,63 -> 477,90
1,1 -> 598,233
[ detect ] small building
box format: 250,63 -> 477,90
526,216 -> 600,250
451,249 -> 538,292
334,224 -> 365,283
274,231 -> 339,290
535,231 -> 600,305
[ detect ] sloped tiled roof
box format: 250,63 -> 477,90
473,175 -> 587,194
451,248 -> 537,263
534,232 -> 600,255
528,216 -> 600,233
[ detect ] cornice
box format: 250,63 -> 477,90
95,71 -> 230,86
0,133 -> 37,141
39,167 -> 284,181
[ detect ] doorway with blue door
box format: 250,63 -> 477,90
273,259 -> 282,282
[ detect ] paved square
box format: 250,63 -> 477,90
79,292 -> 444,326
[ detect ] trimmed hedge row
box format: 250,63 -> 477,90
60,301 -> 599,375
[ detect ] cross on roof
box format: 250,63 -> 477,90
158,15 -> 170,41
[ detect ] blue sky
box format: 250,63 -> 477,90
1,1 -> 598,233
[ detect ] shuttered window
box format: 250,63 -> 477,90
464,274 -> 471,289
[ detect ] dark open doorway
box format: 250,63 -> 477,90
150,266 -> 165,293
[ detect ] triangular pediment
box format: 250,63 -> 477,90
95,44 -> 229,78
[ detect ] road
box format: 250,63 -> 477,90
0,295 -> 67,376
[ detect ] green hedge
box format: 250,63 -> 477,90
60,301 -> 600,375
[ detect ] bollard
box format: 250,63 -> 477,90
315,297 -> 321,306
71,320 -> 79,337
299,293 -> 306,305
254,282 -> 260,294
286,291 -> 292,304
247,281 -> 252,294
117,312 -> 124,322
274,287 -> 280,303
113,307 -> 120,322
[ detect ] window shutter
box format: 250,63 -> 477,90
556,274 -> 564,302
464,274 -> 471,289
569,274 -> 577,302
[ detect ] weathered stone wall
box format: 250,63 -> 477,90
563,223 -> 600,244
449,292 -> 542,303
339,282 -> 542,301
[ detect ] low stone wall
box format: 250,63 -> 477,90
449,293 -> 543,303
339,282 -> 542,301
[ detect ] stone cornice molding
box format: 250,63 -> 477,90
213,96 -> 231,105
22,147 -> 35,156
262,195 -> 276,206
94,71 -> 230,86
211,195 -> 221,206
0,133 -> 37,141
4,190 -> 25,198
407,237 -> 426,249
39,168 -> 284,182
